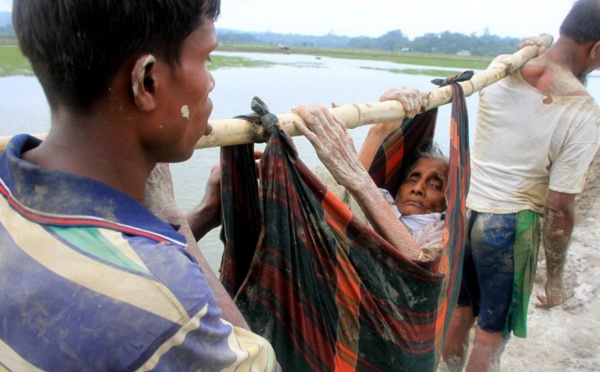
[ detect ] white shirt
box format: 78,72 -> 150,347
467,72 -> 600,214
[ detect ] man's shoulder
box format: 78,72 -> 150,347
520,58 -> 588,97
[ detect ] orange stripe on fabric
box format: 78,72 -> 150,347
450,118 -> 460,148
323,190 -> 353,233
334,342 -> 360,372
334,243 -> 361,371
434,251 -> 451,334
335,252 -> 361,316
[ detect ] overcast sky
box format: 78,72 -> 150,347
0,0 -> 575,40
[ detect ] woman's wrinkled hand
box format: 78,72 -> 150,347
292,104 -> 369,191
375,87 -> 423,134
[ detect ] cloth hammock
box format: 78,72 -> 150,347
218,77 -> 470,371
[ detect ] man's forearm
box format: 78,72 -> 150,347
186,202 -> 220,242
187,164 -> 222,242
542,201 -> 574,289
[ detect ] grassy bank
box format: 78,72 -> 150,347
209,55 -> 275,69
216,44 -> 493,70
0,45 -> 33,76
0,44 -> 276,77
0,41 -> 491,77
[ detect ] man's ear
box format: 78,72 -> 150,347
589,41 -> 600,60
131,54 -> 157,111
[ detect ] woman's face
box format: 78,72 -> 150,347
396,157 -> 448,216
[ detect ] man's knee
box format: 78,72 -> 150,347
451,306 -> 475,326
473,327 -> 509,349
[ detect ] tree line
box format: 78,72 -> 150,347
0,17 -> 521,57
0,25 -> 15,39
218,28 -> 522,57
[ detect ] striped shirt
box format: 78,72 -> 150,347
0,134 -> 277,371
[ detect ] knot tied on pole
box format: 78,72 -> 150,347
234,96 -> 280,142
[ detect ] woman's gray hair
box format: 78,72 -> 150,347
413,142 -> 449,169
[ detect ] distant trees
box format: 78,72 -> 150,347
0,9 -> 527,56
410,31 -> 519,56
0,25 -> 15,38
471,34 -> 520,56
217,31 -> 259,45
218,28 -> 522,57
348,30 -> 410,52
217,29 -> 351,48
349,30 -> 521,56
411,33 -> 441,53
0,16 -> 523,57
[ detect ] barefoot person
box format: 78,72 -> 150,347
443,1 -> 600,370
0,0 -> 277,370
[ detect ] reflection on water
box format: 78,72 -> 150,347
3,52 -> 600,272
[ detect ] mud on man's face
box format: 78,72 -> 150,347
151,17 -> 217,163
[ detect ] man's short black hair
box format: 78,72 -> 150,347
560,0 -> 600,44
13,0 -> 220,111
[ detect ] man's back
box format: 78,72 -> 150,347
0,135 -> 276,371
467,69 -> 600,214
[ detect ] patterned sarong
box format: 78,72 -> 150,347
219,81 -> 470,371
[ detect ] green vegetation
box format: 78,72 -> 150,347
0,21 -> 517,76
0,44 -> 32,76
0,46 -> 276,77
0,25 -> 15,39
0,41 -> 490,78
209,54 -> 275,69
216,44 -> 493,70
361,66 -> 463,78
218,29 -> 521,57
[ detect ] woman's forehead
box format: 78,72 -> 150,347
410,158 -> 448,175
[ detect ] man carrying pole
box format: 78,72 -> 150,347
443,1 -> 600,370
0,0 -> 278,370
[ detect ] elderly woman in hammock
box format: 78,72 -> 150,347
293,88 -> 449,261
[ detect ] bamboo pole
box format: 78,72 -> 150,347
0,34 -> 552,153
